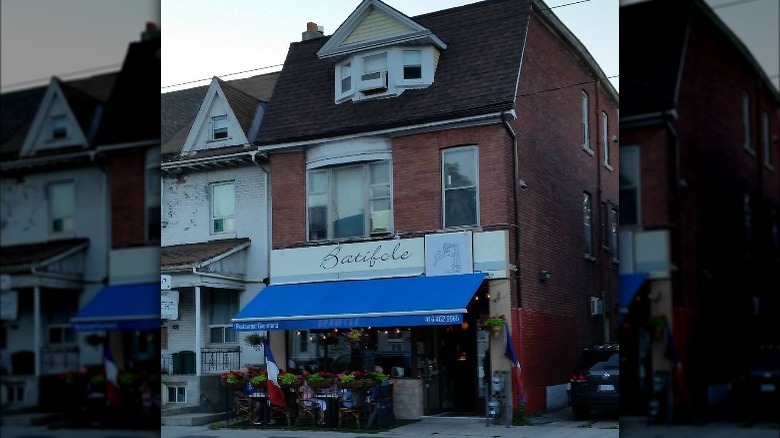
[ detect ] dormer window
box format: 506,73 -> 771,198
333,46 -> 439,103
360,52 -> 388,93
340,63 -> 352,93
51,115 -> 67,140
212,115 -> 228,140
403,50 -> 422,80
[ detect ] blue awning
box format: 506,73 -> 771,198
71,283 -> 160,331
619,272 -> 649,312
232,273 -> 487,331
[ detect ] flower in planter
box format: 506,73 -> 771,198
250,371 -> 268,386
338,371 -> 359,383
304,370 -> 334,383
485,315 -> 507,327
220,370 -> 243,386
278,371 -> 301,386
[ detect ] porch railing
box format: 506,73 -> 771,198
201,347 -> 240,374
41,346 -> 79,375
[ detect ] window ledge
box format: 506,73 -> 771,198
210,231 -> 237,239
764,162 -> 774,171
584,254 -> 597,262
603,162 -> 613,171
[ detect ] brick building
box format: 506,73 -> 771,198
620,0 -> 779,421
231,0 -> 618,417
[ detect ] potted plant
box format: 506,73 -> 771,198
304,370 -> 335,389
337,371 -> 364,389
344,328 -> 364,344
484,314 -> 506,337
278,370 -> 302,390
220,370 -> 245,391
244,333 -> 266,348
250,371 -> 268,387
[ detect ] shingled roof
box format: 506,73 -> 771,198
161,237 -> 251,271
0,238 -> 90,274
254,0 -> 532,145
161,72 -> 279,160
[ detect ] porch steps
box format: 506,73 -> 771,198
161,405 -> 230,426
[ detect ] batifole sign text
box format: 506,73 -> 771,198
320,242 -> 412,270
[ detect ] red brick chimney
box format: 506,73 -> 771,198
302,21 -> 324,41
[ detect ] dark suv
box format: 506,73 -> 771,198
567,343 -> 619,420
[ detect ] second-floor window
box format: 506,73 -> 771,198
602,111 -> 610,167
209,293 -> 238,344
762,112 -> 772,168
584,192 -> 593,258
742,91 -> 752,151
403,50 -> 422,80
619,146 -> 640,227
212,115 -> 228,140
582,91 -> 590,151
307,161 -> 392,240
211,182 -> 235,234
47,307 -> 75,345
48,181 -> 74,234
442,146 -> 479,228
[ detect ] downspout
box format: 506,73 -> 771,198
250,150 -> 272,285
594,81 -> 607,342
501,110 -> 521,307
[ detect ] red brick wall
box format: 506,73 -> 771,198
110,150 -> 145,248
270,150 -> 306,248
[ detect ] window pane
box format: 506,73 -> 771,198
363,53 -> 387,74
212,183 -> 235,217
403,50 -> 422,79
371,199 -> 392,232
210,327 -> 223,343
51,115 -> 67,139
619,147 -> 639,226
224,328 -> 236,343
443,149 -> 476,188
340,64 -> 351,92
333,166 -> 364,238
445,188 -> 477,227
49,182 -> 75,228
370,161 -> 390,185
213,115 -> 228,140
308,206 -> 328,240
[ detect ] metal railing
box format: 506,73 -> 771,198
201,347 -> 240,374
41,346 -> 79,375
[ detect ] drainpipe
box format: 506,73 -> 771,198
501,110 -> 521,307
33,286 -> 41,377
250,150 -> 272,285
594,81 -> 608,343
195,286 -> 201,377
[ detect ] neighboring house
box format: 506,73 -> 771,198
0,24 -> 160,417
620,0 -> 779,421
231,0 -> 618,417
159,73 -> 278,413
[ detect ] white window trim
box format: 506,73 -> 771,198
334,46 -> 437,104
168,386 -> 187,404
441,145 -> 480,229
208,324 -> 237,345
743,91 -> 754,153
306,161 -> 394,241
582,91 -> 592,154
762,112 -> 773,170
210,115 -> 229,142
210,181 -> 235,235
602,111 -> 612,170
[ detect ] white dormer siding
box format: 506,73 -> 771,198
342,6 -> 412,45
180,79 -> 251,155
334,46 -> 440,103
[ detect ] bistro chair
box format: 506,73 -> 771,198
233,391 -> 253,423
337,389 -> 364,428
295,392 -> 321,425
269,403 -> 291,426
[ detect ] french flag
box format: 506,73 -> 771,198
263,338 -> 287,408
504,323 -> 524,405
104,342 -> 120,406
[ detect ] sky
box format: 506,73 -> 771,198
0,1 -> 776,95
159,0 -> 620,93
0,0 -> 159,93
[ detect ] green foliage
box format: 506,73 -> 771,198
512,404 -> 531,426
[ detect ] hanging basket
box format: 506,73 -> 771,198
306,378 -> 334,389
490,325 -> 503,338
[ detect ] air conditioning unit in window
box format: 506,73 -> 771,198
590,297 -> 604,316
359,70 -> 387,93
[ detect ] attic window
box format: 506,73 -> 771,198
341,63 -> 352,93
403,50 -> 422,80
212,115 -> 228,140
51,115 -> 67,140
360,52 -> 388,94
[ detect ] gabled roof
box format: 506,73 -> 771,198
621,0 -> 779,118
161,72 -> 279,161
317,0 -> 446,61
254,0 -> 532,146
94,35 -> 161,145
1,73 -> 118,162
161,237 -> 251,271
0,238 -> 90,274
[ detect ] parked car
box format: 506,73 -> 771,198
567,343 -> 619,420
729,344 -> 780,420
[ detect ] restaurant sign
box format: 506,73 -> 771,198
161,290 -> 179,320
271,237 -> 425,285
233,313 -> 462,331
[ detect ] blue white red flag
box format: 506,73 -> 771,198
504,323 -> 524,405
263,338 -> 287,408
104,342 -> 120,405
